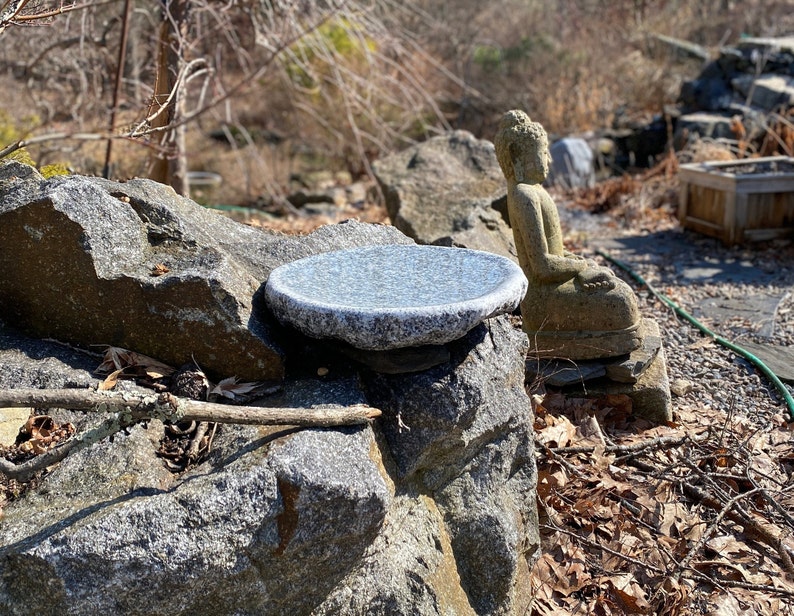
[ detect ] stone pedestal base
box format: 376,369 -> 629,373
527,318 -> 672,423
527,321 -> 642,361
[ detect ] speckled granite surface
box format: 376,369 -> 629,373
264,245 -> 527,350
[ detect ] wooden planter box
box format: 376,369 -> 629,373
678,156 -> 794,245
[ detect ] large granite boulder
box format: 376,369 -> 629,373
0,352 -> 390,615
0,162 -> 409,382
0,315 -> 538,615
373,131 -> 517,262
361,317 -> 539,614
0,166 -> 539,615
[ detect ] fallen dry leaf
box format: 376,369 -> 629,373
95,346 -> 176,380
98,368 -> 124,391
15,415 -> 75,456
536,413 -> 577,448
150,263 -> 170,277
209,377 -> 274,401
603,573 -> 649,614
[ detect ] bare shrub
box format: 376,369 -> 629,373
0,0 -> 458,197
1,0 -> 794,202
410,0 -> 794,137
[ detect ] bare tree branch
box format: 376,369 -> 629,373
0,132 -> 109,160
0,388 -> 382,481
0,388 -> 382,426
0,0 -> 31,34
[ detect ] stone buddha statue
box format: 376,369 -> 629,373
494,110 -> 642,360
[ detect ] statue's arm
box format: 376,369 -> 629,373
539,252 -> 587,282
517,190 -> 586,283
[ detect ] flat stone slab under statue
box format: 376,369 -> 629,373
265,244 -> 527,350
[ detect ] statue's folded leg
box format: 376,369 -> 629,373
521,281 -> 642,360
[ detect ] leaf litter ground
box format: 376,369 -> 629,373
529,387 -> 794,615
527,172 -> 794,615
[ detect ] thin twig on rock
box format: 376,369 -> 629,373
186,421 -> 210,462
0,388 -> 382,426
0,388 -> 382,481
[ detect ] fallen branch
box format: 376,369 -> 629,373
674,487 -> 762,581
685,568 -> 794,598
628,456 -> 794,574
0,388 -> 381,426
0,132 -> 110,160
0,388 -> 382,482
543,432 -> 708,457
540,522 -> 667,576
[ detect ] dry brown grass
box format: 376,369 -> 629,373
2,0 -> 794,204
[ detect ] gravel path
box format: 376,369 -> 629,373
561,204 -> 794,426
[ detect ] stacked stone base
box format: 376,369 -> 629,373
527,318 -> 672,423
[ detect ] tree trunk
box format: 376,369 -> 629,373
147,0 -> 190,196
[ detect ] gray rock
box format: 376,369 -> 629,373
670,378 -> 695,397
286,189 -> 335,208
547,137 -> 595,189
678,61 -> 736,113
345,182 -> 368,205
0,163 -> 284,381
281,217 -> 414,263
0,162 -> 411,382
731,74 -> 794,111
373,131 -> 517,262
315,494 -> 477,616
696,292 -> 787,338
605,318 -> 662,383
531,315 -> 671,423
566,346 -> 673,423
339,344 -> 452,374
733,340 -> 794,383
264,245 -> 527,350
674,112 -> 736,148
526,320 -> 662,386
0,344 -> 391,616
736,36 -> 794,62
432,206 -> 519,260
362,316 -> 540,614
0,423 -> 390,616
526,359 -> 607,388
0,325 -> 99,390
0,314 -> 540,616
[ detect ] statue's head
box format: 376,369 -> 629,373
494,110 -> 550,185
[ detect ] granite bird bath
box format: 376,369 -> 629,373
265,244 -> 527,350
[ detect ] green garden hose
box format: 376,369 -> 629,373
596,249 -> 794,423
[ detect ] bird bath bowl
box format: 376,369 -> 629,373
264,244 -> 527,350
